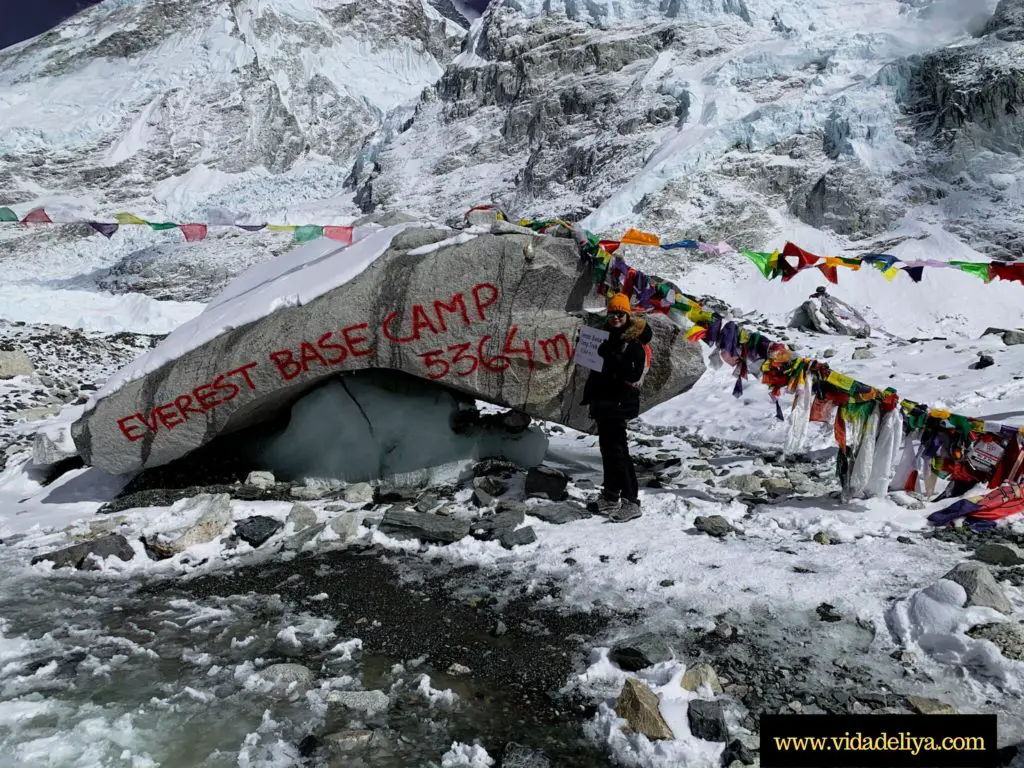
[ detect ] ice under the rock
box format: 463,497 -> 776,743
251,373 -> 548,483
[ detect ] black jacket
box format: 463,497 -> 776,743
581,315 -> 653,422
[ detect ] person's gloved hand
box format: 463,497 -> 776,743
597,340 -> 611,358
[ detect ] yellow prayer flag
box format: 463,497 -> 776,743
267,224 -> 297,232
114,213 -> 147,225
620,228 -> 661,247
826,371 -> 856,392
881,266 -> 899,281
928,408 -> 952,420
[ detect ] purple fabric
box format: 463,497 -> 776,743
927,499 -> 981,526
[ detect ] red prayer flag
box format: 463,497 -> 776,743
781,241 -> 821,268
818,264 -> 839,284
180,224 -> 208,242
598,240 -> 621,254
21,208 -> 52,224
324,226 -> 353,245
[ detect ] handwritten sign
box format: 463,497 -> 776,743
574,325 -> 608,372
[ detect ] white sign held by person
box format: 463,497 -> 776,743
574,325 -> 609,372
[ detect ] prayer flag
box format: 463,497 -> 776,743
620,228 -> 660,246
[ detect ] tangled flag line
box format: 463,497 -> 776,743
4,201 -> 1024,286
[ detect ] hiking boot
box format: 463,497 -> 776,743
608,500 -> 642,523
590,495 -> 621,516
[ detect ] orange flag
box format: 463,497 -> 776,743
620,228 -> 660,247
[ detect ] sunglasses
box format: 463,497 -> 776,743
608,311 -> 629,319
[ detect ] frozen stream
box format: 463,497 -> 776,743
0,543 -> 610,767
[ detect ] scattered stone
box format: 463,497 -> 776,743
889,492 -> 924,510
377,509 -> 470,544
615,678 -> 674,740
816,603 -> 842,622
322,730 -> 375,752
446,663 -> 472,676
897,535 -> 914,545
822,348 -> 837,358
472,476 -> 503,507
257,663 -> 314,695
609,633 -> 674,671
343,483 -> 375,504
722,475 -> 763,494
470,507 -> 525,540
523,501 -> 591,525
287,503 -> 318,531
283,522 -> 327,552
328,514 -> 360,542
414,494 -> 440,513
975,542 -> 1024,567
812,531 -> 832,545
326,689 -> 390,715
290,485 -> 332,500
525,465 -> 569,500
501,742 -> 552,768
722,738 -> 756,766
150,494 -> 233,555
31,432 -> 79,467
694,515 -> 733,538
763,477 -> 793,494
30,533 -> 135,570
906,695 -> 956,715
493,619 -> 508,637
688,699 -> 729,743
942,562 -> 1013,615
0,350 -> 34,379
852,348 -> 875,360
235,516 -> 284,547
681,663 -> 723,694
246,471 -> 276,489
967,622 -> 1024,661
969,354 -> 995,370
472,458 -> 521,477
500,526 -> 537,549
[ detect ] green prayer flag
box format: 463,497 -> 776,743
0,207 -> 17,222
147,222 -> 178,231
950,261 -> 991,282
294,225 -> 323,243
947,414 -> 973,435
741,249 -> 775,279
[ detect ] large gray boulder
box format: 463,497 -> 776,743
72,220 -> 705,475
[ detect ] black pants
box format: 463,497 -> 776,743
596,418 -> 638,503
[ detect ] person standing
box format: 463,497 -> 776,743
580,293 -> 653,523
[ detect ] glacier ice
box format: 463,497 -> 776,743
250,371 -> 548,483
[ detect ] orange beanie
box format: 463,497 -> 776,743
607,293 -> 632,315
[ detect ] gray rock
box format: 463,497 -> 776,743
500,526 -> 537,549
812,531 -> 832,545
235,515 -> 284,547
609,633 -> 674,671
762,477 -> 793,494
150,494 -> 233,555
905,695 -> 957,715
681,663 -> 723,694
287,503 -> 318,531
722,739 -> 756,766
342,483 -> 375,504
523,501 -> 591,525
694,515 -> 733,538
688,699 -> 730,743
470,507 -> 525,540
722,475 -> 763,494
31,431 -> 79,467
30,533 -> 135,570
71,226 -> 704,475
525,465 -> 569,500
327,689 -> 390,715
615,678 -> 674,740
501,742 -> 552,768
0,350 -> 34,379
290,485 -> 333,501
328,514 -> 360,542
321,729 -> 376,753
283,522 -> 326,552
257,663 -> 314,696
967,622 -> 1024,661
942,562 -> 1013,614
377,509 -> 470,544
246,471 -> 276,489
852,348 -> 875,360
975,542 -> 1024,567
474,475 -> 509,497
971,353 -> 996,370
1003,330 -> 1024,346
